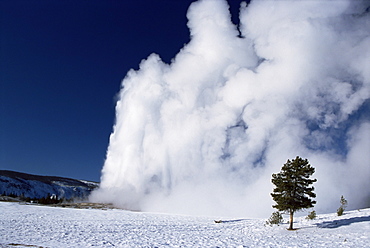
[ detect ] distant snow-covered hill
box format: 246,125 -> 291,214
0,170 -> 98,200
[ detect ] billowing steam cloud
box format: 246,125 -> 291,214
91,0 -> 370,217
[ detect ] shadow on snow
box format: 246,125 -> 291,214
214,219 -> 248,224
317,215 -> 370,229
221,219 -> 247,223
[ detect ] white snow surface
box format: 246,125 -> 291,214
0,202 -> 369,247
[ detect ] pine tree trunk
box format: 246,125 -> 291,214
289,211 -> 294,230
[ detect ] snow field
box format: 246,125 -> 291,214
0,202 -> 369,247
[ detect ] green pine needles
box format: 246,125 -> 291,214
337,195 -> 348,216
266,211 -> 284,226
271,156 -> 317,230
306,210 -> 317,220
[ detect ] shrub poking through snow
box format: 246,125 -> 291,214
337,195 -> 348,216
337,206 -> 344,216
266,211 -> 284,226
306,210 -> 317,220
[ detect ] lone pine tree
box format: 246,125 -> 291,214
271,156 -> 317,230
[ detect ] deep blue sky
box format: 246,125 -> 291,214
0,0 -> 244,181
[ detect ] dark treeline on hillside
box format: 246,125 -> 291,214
0,170 -> 99,203
1,191 -> 65,204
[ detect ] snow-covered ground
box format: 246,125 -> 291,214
0,202 -> 369,247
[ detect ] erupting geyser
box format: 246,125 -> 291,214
91,0 -> 370,217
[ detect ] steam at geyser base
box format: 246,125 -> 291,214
90,0 -> 370,218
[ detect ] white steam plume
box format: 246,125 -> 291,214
91,0 -> 370,217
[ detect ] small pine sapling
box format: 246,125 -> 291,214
337,195 -> 348,216
306,210 -> 317,220
266,211 -> 284,226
